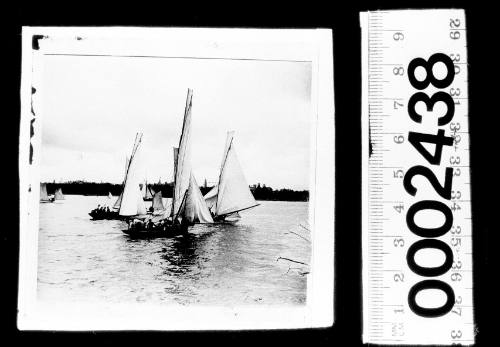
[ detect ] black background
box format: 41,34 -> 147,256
3,1 -> 494,345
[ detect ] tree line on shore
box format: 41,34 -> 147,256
44,181 -> 309,202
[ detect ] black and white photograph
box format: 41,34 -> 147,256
7,2 -> 494,346
17,27 -> 334,330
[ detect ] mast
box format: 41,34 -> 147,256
173,190 -> 188,222
123,134 -> 140,189
215,131 -> 235,213
113,153 -> 131,209
170,147 -> 179,217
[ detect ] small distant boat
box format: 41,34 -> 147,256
108,192 -> 113,199
54,187 -> 65,200
124,89 -> 213,238
40,183 -> 55,203
141,180 -> 155,201
204,131 -> 259,223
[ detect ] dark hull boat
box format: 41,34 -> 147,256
122,221 -> 189,239
88,209 -> 123,220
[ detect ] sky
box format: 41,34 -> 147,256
38,54 -> 312,190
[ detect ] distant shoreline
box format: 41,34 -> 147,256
42,182 -> 309,202
48,194 -> 308,204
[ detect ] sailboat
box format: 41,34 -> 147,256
40,183 -> 55,203
54,187 -> 65,200
89,135 -> 143,220
123,89 -> 213,238
141,180 -> 155,201
204,131 -> 259,223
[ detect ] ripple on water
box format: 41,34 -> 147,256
38,196 -> 310,306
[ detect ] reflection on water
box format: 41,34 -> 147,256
38,196 -> 310,306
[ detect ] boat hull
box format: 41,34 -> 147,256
88,210 -> 124,220
213,214 -> 240,225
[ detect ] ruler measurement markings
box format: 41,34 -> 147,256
363,9 -> 473,345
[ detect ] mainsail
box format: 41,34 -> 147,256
208,131 -> 258,217
172,89 -> 193,218
183,173 -> 214,223
54,188 -> 65,200
162,89 -> 214,225
119,133 -> 147,216
40,183 -> 49,201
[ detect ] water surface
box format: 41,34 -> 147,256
38,195 -> 310,306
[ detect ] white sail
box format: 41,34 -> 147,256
163,198 -> 173,219
54,188 -> 65,200
203,131 -> 234,211
172,89 -> 193,218
40,183 -> 49,200
108,192 -> 113,199
152,191 -> 165,211
119,134 -> 147,216
113,156 -> 130,209
204,185 -> 218,212
183,173 -> 214,223
215,131 -> 258,216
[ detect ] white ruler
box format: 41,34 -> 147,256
361,10 -> 474,345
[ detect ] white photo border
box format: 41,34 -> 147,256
18,27 -> 335,331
